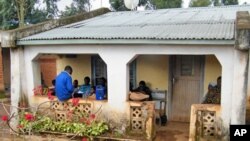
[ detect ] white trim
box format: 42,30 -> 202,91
16,39 -> 235,46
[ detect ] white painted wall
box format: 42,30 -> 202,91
21,44 -> 241,126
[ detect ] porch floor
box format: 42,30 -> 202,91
155,121 -> 189,141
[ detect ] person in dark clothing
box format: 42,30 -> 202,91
55,66 -> 74,101
73,79 -> 79,89
202,76 -> 221,104
50,79 -> 56,96
133,80 -> 152,101
95,77 -> 107,99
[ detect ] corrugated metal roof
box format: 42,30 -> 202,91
19,5 -> 250,42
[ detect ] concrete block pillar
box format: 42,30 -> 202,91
216,53 -> 234,125
10,47 -> 27,129
231,50 -> 248,124
100,51 -> 135,109
234,11 -> 250,124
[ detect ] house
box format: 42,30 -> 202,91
1,5 -> 250,140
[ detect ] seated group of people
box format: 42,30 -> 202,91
51,65 -> 107,101
49,65 -> 220,104
130,76 -> 221,104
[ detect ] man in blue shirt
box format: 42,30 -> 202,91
55,65 -> 74,101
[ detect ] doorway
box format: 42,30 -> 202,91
170,55 -> 204,122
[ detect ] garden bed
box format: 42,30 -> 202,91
27,131 -> 148,141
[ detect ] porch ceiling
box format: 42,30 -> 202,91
18,5 -> 250,45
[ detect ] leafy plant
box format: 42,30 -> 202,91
1,85 -> 110,140
18,112 -> 108,138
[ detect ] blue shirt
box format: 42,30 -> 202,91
79,84 -> 91,95
55,71 -> 74,101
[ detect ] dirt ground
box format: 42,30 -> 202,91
155,122 -> 189,141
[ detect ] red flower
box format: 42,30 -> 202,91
86,120 -> 91,125
90,114 -> 95,120
80,117 -> 87,123
82,138 -> 88,141
48,95 -> 54,100
17,124 -> 24,129
72,98 -> 80,106
33,85 -> 43,95
24,113 -> 34,121
47,90 -> 54,100
1,115 -> 8,121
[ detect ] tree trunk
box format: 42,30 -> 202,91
15,0 -> 26,28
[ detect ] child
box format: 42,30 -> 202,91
79,77 -> 94,98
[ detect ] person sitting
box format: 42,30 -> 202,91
202,76 -> 221,104
49,79 -> 56,96
55,66 -> 74,101
100,77 -> 107,98
95,77 -> 107,100
79,76 -> 94,98
132,80 -> 152,101
73,79 -> 79,89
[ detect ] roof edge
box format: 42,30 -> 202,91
17,39 -> 235,46
0,8 -> 110,48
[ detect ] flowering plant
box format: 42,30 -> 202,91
0,85 -> 109,141
18,112 -> 108,137
1,115 -> 8,121
33,85 -> 55,100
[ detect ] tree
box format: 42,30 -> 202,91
189,0 -> 212,7
110,0 -> 182,11
27,8 -> 47,24
222,0 -> 238,5
152,0 -> 182,9
109,0 -> 128,11
0,0 -> 18,29
0,0 -> 60,29
15,0 -> 39,27
43,0 -> 60,19
213,0 -> 220,6
73,0 -> 91,12
60,3 -> 79,17
60,0 -> 91,17
0,0 -> 37,29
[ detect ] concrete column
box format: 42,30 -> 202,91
234,11 -> 250,124
10,48 -> 21,110
248,51 -> 250,109
216,53 -> 234,125
23,48 -> 41,99
10,47 -> 27,128
231,50 -> 248,124
100,51 -> 135,107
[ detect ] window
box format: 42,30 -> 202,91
91,56 -> 107,85
181,56 -> 194,76
129,60 -> 136,90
